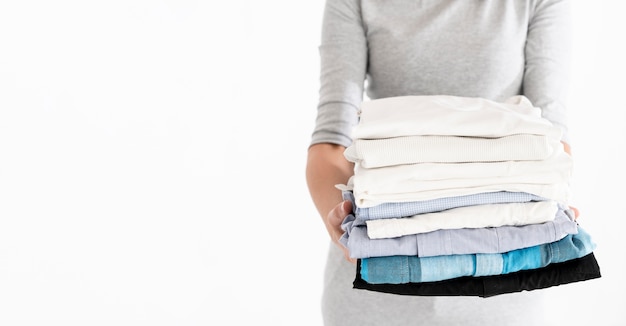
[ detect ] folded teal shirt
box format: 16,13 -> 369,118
360,227 -> 595,284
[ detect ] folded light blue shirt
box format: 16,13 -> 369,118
340,189 -> 578,258
360,227 -> 595,284
345,190 -> 547,220
340,208 -> 578,258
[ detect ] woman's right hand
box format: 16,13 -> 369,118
324,200 -> 356,264
306,143 -> 357,264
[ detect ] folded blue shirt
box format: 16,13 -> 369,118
340,208 -> 578,258
360,227 -> 595,284
344,190 -> 547,220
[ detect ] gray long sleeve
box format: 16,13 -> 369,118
311,0 -> 572,147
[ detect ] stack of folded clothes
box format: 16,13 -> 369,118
338,95 -> 601,297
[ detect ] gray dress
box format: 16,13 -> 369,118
310,0 -> 572,325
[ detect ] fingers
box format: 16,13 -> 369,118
329,201 -> 352,232
326,200 -> 349,238
570,206 -> 580,221
343,251 -> 357,264
326,200 -> 356,264
561,141 -> 572,156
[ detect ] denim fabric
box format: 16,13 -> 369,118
353,252 -> 601,298
340,208 -> 577,258
360,227 -> 595,284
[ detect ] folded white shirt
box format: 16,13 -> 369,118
337,179 -> 571,208
351,95 -> 563,140
351,149 -> 572,195
344,134 -> 562,168
366,201 -> 559,239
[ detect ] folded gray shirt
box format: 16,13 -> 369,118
341,207 -> 578,259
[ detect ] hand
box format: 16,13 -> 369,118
561,141 -> 580,221
324,200 -> 356,264
570,205 -> 580,221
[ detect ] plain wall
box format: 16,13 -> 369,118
0,1 -> 624,325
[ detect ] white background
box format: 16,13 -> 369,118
0,1 -> 624,325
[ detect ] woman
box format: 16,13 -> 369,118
306,0 -> 575,325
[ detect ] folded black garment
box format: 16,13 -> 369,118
353,252 -> 601,298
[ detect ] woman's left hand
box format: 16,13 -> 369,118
562,141 -> 580,221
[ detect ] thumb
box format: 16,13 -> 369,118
330,200 -> 352,226
340,200 -> 353,216
330,200 -> 351,225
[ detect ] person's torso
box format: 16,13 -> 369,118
361,0 -> 535,101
